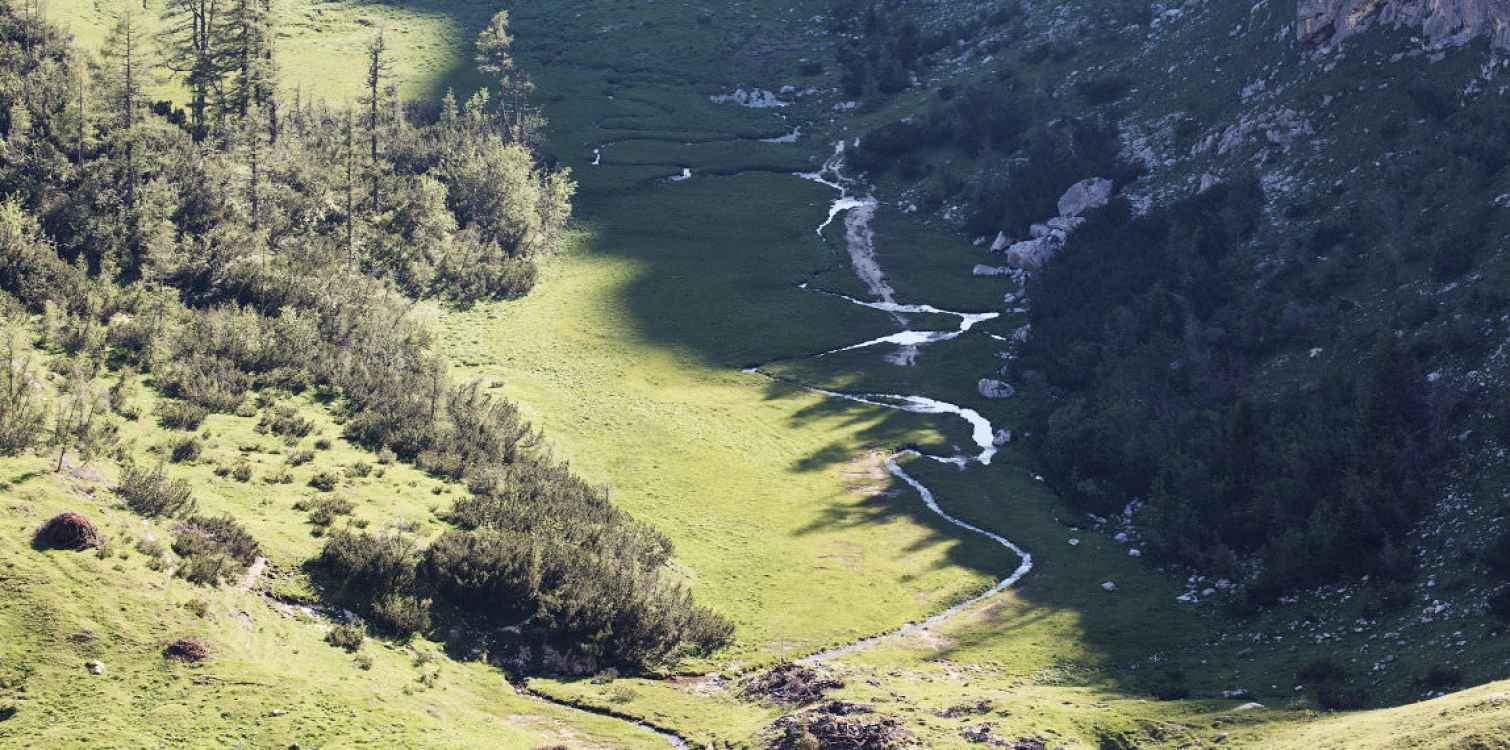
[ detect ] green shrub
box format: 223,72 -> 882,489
309,470 -> 340,492
172,514 -> 261,585
231,462 -> 254,482
168,435 -> 202,464
372,594 -> 432,636
1296,658 -> 1347,684
158,400 -> 209,431
1316,687 -> 1371,710
117,463 -> 196,517
256,404 -> 315,439
318,529 -> 418,593
1420,664 -> 1462,690
326,621 -> 366,652
284,448 -> 314,466
1489,586 -> 1510,620
298,494 -> 355,526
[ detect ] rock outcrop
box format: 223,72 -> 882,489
995,179 -> 1111,270
978,379 -> 1016,399
1297,0 -> 1510,50
1057,178 -> 1114,217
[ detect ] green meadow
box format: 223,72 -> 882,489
13,0 -> 1510,746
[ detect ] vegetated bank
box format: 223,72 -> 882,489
825,0 -> 1510,618
0,0 -> 730,673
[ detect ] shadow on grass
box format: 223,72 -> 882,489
418,0 -> 1207,703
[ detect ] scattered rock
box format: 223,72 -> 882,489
989,231 -> 1009,252
1101,581 -> 1117,592
973,264 -> 1011,276
993,429 -> 1013,446
1222,689 -> 1253,700
978,379 -> 1016,399
1235,702 -> 1265,711
1128,549 -> 1142,557
86,660 -> 104,675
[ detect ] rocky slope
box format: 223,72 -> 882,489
1297,0 -> 1510,49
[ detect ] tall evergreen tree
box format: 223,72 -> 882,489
159,0 -> 220,139
215,0 -> 277,134
362,28 -> 390,212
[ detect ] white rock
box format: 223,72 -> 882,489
1114,532 -> 1130,544
978,379 -> 1016,399
1203,588 -> 1217,596
1199,173 -> 1224,193
1057,178 -> 1114,217
1101,581 -> 1117,592
1045,216 -> 1085,234
1005,236 -> 1060,270
1129,549 -> 1142,557
989,231 -> 1009,252
992,429 -> 1013,446
1234,702 -> 1265,711
1069,538 -> 1081,546
972,264 -> 1010,277
87,660 -> 104,675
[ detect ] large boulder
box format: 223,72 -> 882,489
1057,178 -> 1114,217
978,379 -> 1016,399
1004,236 -> 1060,270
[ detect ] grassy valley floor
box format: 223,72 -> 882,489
12,0 -> 1510,746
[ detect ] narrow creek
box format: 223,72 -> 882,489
524,129 -> 1034,746
761,141 -> 1034,663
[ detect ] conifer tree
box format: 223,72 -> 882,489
362,28 -> 390,213
159,0 -> 220,139
216,0 -> 277,135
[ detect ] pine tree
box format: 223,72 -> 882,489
159,0 -> 220,139
215,0 -> 277,135
362,28 -> 390,213
98,6 -> 149,222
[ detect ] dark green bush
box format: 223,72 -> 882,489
168,435 -> 202,464
309,470 -> 340,492
257,405 -> 314,439
326,622 -> 366,652
1296,658 -> 1347,683
158,401 -> 209,431
117,463 -> 197,517
1316,687 -> 1371,711
372,594 -> 432,636
172,514 -> 261,585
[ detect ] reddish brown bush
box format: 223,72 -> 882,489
164,636 -> 212,661
746,663 -> 844,706
33,512 -> 103,550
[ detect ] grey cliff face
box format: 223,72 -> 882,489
1297,0 -> 1510,49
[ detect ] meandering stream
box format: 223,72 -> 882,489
762,141 -> 1033,662
550,127 -> 1034,745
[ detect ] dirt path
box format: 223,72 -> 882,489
237,556 -> 268,592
